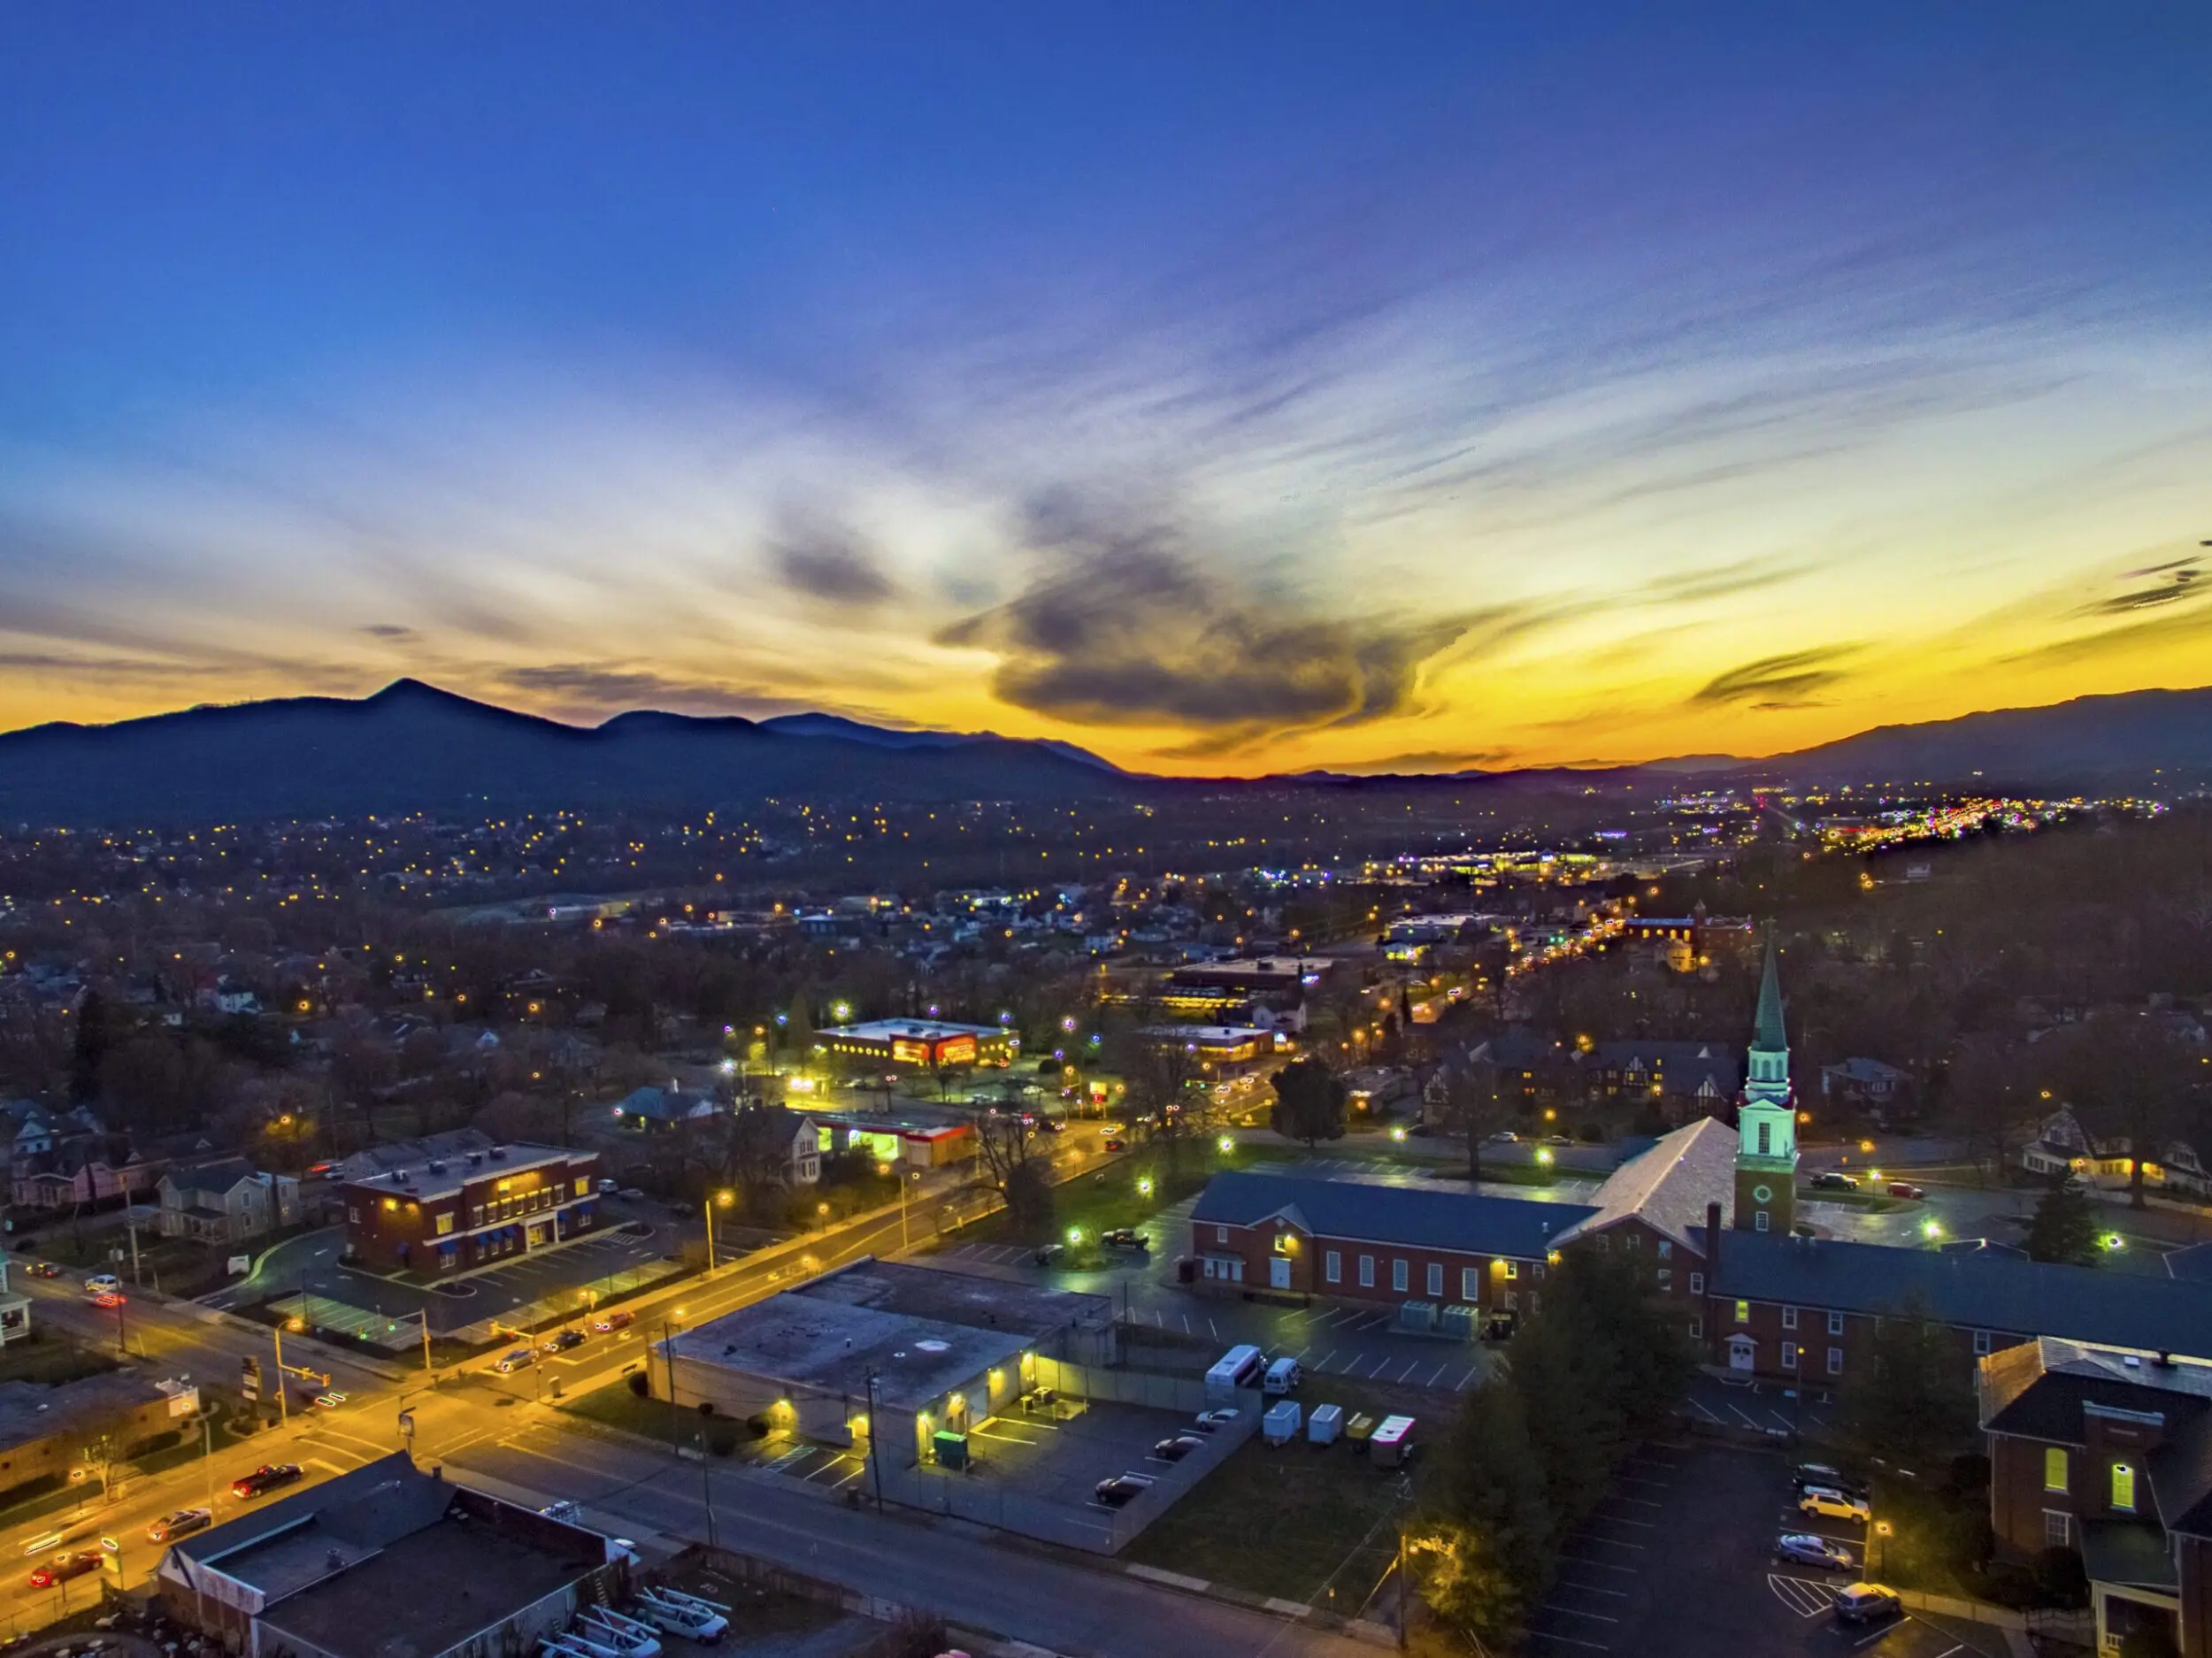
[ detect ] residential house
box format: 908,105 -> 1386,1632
2021,1106 -> 2211,1200
0,1251 -> 29,1347
1818,1056 -> 1912,1110
157,1159 -> 301,1247
611,1085 -> 726,1132
1979,1338 -> 2212,1658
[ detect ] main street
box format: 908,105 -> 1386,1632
0,1125 -> 1369,1658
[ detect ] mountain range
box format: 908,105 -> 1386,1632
0,678 -> 2205,824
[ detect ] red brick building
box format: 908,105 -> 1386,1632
336,1133 -> 601,1275
1979,1338 -> 2212,1657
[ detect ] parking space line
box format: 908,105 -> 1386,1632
1311,1349 -> 1339,1371
1539,1608 -> 1618,1623
1525,1631 -> 1608,1650
1571,1536 -> 1645,1550
1555,1558 -> 1636,1573
1394,1357 -> 1422,1382
1591,1516 -> 1655,1529
1617,1474 -> 1669,1488
1548,1584 -> 1627,1599
1608,1495 -> 1663,1508
1424,1363 -> 1448,1387
1453,1366 -> 1477,1391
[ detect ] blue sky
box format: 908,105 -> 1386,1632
4,4 -> 2208,770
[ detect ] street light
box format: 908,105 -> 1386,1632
1137,1176 -> 1154,1199
704,1189 -> 733,1271
1217,1134 -> 1235,1155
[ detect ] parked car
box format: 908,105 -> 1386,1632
1792,1462 -> 1870,1500
1810,1171 -> 1860,1192
618,1187 -> 646,1201
1092,1473 -> 1156,1508
1151,1435 -> 1204,1462
1485,1131 -> 1519,1144
593,1309 -> 636,1333
27,1551 -> 101,1589
1798,1486 -> 1872,1525
1772,1533 -> 1854,1570
1032,1243 -> 1066,1267
1192,1408 -> 1240,1432
494,1347 -> 536,1374
231,1462 -> 303,1500
597,1178 -> 619,1195
147,1508 -> 212,1545
1102,1228 -> 1150,1253
1832,1584 -> 1903,1625
540,1500 -> 583,1523
1886,1180 -> 1926,1200
1102,1137 -> 1126,1153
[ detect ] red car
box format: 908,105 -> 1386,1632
593,1309 -> 635,1333
1102,1137 -> 1126,1153
231,1462 -> 303,1500
1886,1180 -> 1926,1200
28,1551 -> 101,1589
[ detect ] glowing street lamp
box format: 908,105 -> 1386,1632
1137,1176 -> 1154,1198
1217,1135 -> 1235,1155
1920,1217 -> 1944,1241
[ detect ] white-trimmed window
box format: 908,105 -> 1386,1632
1782,1306 -> 1798,1330
1325,1250 -> 1341,1285
1359,1255 -> 1375,1288
1689,1316 -> 1703,1339
1827,1347 -> 1843,1375
1827,1310 -> 1846,1336
1781,1342 -> 1799,1370
1426,1262 -> 1444,1297
1689,1271 -> 1704,1295
1754,1209 -> 1770,1232
2042,1510 -> 2071,1549
1656,1240 -> 1672,1259
1392,1258 -> 1409,1293
1972,1330 -> 1993,1356
2112,1463 -> 2136,1513
1461,1267 -> 1478,1301
1215,1224 -> 1228,1244
1656,1269 -> 1671,1290
1503,1260 -> 1519,1279
2044,1447 -> 2069,1493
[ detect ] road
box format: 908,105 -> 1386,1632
0,1132 -> 1372,1658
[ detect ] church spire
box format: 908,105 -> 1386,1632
1752,931 -> 1786,1054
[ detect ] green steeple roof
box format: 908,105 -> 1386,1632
1752,933 -> 1787,1053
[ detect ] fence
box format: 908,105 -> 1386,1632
1032,1358 -> 1215,1414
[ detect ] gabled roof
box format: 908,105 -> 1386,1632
162,1156 -> 261,1200
1192,1171 -> 1593,1260
1553,1117 -> 1735,1254
1717,1233 -> 2212,1355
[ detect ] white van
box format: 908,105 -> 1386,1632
1204,1343 -> 1264,1401
1263,1356 -> 1302,1395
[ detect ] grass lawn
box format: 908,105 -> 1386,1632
0,1329 -> 120,1386
1124,1378 -> 1419,1607
955,1141 -> 1258,1263
563,1374 -> 683,1442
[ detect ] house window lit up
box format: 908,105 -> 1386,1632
2111,1462 -> 2135,1512
1734,1300 -> 1750,1324
2043,1447 -> 2068,1493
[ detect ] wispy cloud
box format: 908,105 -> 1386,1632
1692,646 -> 1862,710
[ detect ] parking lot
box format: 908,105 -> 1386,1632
1525,1443 -> 2004,1658
1681,1372 -> 1837,1439
939,1194 -> 1499,1398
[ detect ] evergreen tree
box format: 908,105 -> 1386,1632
1268,1057 -> 1346,1146
1414,1379 -> 1555,1643
2024,1181 -> 2102,1265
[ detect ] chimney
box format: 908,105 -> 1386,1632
1704,1201 -> 1722,1275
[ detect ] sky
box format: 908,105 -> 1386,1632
3,4 -> 2210,776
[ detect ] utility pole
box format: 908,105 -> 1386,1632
273,1325 -> 290,1423
126,1211 -> 142,1287
419,1309 -> 434,1378
865,1369 -> 885,1511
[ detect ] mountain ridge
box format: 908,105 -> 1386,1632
0,679 -> 2206,824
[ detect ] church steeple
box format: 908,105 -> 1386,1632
1735,928 -> 1797,1234
1753,934 -> 1787,1055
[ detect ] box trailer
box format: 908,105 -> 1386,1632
1263,1400 -> 1303,1446
1371,1414 -> 1417,1467
1308,1403 -> 1343,1446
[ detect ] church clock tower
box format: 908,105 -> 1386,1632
1734,933 -> 1797,1234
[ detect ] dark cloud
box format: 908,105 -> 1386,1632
2079,559 -> 2200,615
1691,647 -> 1859,710
940,543 -> 1487,738
1302,748 -> 1510,775
770,527 -> 895,605
359,623 -> 418,641
498,664 -> 810,720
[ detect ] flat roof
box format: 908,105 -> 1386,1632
336,1132 -> 575,1202
0,1371 -> 185,1454
663,1295 -> 1029,1413
827,1020 -> 1005,1041
795,1261 -> 1110,1340
256,1501 -> 603,1658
